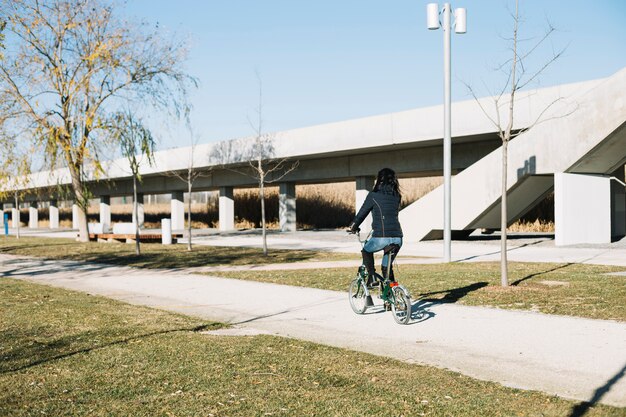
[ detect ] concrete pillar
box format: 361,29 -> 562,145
171,191 -> 185,230
355,176 -> 375,235
611,168 -> 626,240
72,203 -> 80,230
99,196 -> 111,232
11,207 -> 19,228
28,202 -> 38,229
279,182 -> 297,232
555,172 -> 625,245
132,193 -> 145,229
219,186 -> 235,231
49,200 -> 59,229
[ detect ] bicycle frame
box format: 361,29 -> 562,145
354,231 -> 400,305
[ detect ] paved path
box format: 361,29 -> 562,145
2,253 -> 625,407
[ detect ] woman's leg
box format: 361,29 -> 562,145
381,238 -> 403,281
362,238 -> 387,285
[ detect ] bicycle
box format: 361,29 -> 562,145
347,230 -> 412,325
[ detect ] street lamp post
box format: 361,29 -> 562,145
427,3 -> 466,263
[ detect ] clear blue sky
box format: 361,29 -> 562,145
124,0 -> 626,149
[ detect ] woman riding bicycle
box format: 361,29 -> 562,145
348,167 -> 403,288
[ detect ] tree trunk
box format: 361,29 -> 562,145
133,175 -> 140,256
260,182 -> 268,256
500,140 -> 509,286
14,192 -> 20,239
187,174 -> 192,251
68,164 -> 89,242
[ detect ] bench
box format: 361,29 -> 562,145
88,233 -> 183,243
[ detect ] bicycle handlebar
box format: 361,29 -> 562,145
347,228 -> 371,245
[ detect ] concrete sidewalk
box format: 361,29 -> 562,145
2,253 -> 625,407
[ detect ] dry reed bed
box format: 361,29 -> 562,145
8,177 -> 554,232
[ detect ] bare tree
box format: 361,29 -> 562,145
210,74 -> 298,256
465,0 -> 567,286
0,143 -> 32,239
113,111 -> 155,255
168,125 -> 212,251
0,0 -> 195,242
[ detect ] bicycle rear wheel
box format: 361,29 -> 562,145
348,277 -> 368,314
391,285 -> 411,324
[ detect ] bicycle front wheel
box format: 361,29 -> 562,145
348,277 -> 368,314
391,285 -> 411,325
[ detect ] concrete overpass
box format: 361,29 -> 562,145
3,68 -> 625,244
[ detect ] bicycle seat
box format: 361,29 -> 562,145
383,243 -> 401,255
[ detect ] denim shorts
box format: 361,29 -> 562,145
363,237 -> 403,267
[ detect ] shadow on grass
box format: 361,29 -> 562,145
0,257 -> 111,278
454,238 -> 547,262
0,240 -> 323,270
0,323 -> 217,374
0,242 -> 76,253
418,282 -> 489,304
81,249 -> 320,269
567,363 -> 626,417
510,263 -> 574,286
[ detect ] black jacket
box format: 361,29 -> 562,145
351,187 -> 403,238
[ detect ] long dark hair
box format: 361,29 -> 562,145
373,167 -> 401,199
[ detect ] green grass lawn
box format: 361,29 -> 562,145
1,278 -> 622,417
215,262 -> 626,321
0,236 -> 356,268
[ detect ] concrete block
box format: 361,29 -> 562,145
555,173 -> 613,245
112,222 -> 136,234
88,223 -> 104,234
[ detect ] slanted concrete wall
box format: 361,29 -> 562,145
400,68 -> 626,243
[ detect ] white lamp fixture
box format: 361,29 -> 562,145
427,3 -> 440,30
425,2 -> 467,263
454,8 -> 467,34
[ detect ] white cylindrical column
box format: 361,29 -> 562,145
170,191 -> 185,231
279,182 -> 297,232
49,200 -> 59,229
132,193 -> 145,229
161,218 -> 172,245
11,207 -> 19,228
219,187 -> 235,231
72,203 -> 80,230
28,202 -> 39,229
99,196 -> 111,232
